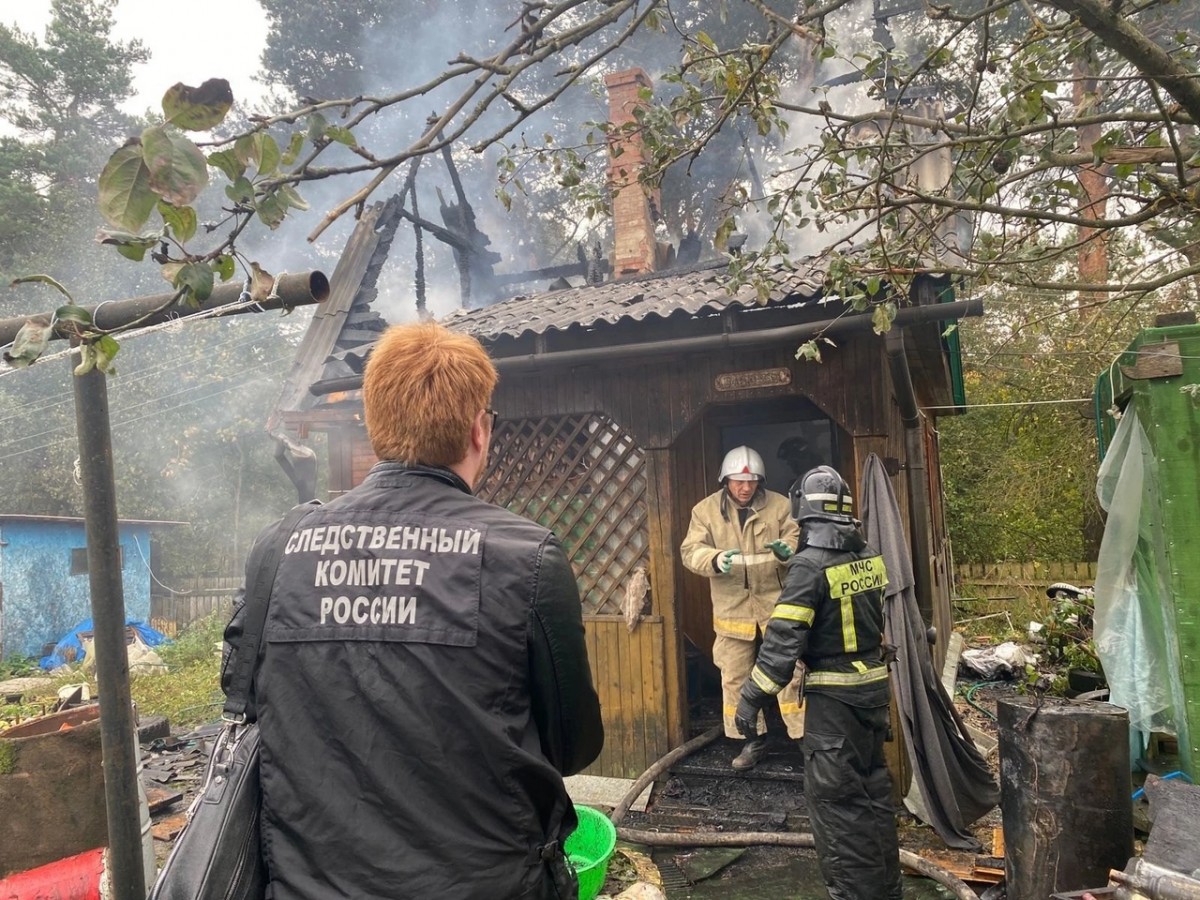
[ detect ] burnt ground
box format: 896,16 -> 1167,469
140,721 -> 225,867
604,682 -> 1015,898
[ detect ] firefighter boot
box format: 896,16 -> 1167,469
731,736 -> 768,770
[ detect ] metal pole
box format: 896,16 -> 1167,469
71,357 -> 146,900
0,271 -> 330,347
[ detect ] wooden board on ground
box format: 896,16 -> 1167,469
151,812 -> 189,842
918,851 -> 1005,885
145,786 -> 184,814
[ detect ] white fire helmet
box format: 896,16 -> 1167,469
719,446 -> 766,483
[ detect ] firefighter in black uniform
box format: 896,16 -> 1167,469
735,466 -> 902,900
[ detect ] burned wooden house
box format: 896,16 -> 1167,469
269,70 -> 981,778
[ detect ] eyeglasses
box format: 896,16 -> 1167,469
486,408 -> 499,429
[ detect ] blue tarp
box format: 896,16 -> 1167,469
39,618 -> 170,670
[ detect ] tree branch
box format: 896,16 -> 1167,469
1040,0 -> 1200,122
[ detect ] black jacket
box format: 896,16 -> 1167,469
223,462 -> 604,900
746,521 -> 891,709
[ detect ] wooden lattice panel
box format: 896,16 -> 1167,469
479,414 -> 649,616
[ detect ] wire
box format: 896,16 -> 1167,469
922,397 -> 1093,410
0,327 -> 294,444
0,317 -> 294,430
0,350 -> 294,464
131,534 -> 191,596
0,356 -> 286,457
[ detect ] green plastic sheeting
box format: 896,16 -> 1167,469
1095,323 -> 1200,779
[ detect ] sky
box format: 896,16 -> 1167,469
5,0 -> 270,114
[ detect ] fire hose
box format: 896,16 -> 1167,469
609,726 -> 982,900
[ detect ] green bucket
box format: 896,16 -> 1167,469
564,804 -> 617,900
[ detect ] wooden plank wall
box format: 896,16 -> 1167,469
643,449 -> 685,749
149,576 -> 241,637
956,561 -> 1098,585
583,616 -> 671,778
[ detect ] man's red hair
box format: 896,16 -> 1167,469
363,321 -> 498,466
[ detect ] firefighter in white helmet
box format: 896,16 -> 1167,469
680,445 -> 805,769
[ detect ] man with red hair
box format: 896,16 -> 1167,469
224,321 -> 604,900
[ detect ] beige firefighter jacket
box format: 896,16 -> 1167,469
681,487 -> 800,640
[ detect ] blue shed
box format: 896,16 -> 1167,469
0,515 -> 184,661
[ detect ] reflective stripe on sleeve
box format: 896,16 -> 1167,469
751,665 -> 784,695
770,603 -> 815,625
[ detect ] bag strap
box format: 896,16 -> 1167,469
222,501 -> 320,722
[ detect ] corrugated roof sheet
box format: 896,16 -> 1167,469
441,256 -> 834,342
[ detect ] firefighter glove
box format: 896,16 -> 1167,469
717,549 -> 741,574
734,690 -> 764,739
765,539 -> 793,561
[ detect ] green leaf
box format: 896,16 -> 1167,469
55,304 -> 92,328
233,133 -> 281,175
2,316 -> 53,368
324,125 -> 357,147
116,243 -> 150,262
10,274 -> 75,303
278,183 -> 309,211
94,334 -> 120,373
157,201 -> 197,244
281,132 -> 306,166
173,261 -> 215,302
255,191 -> 287,229
225,176 -> 255,205
142,126 -> 209,207
98,142 -> 156,231
306,112 -> 328,143
257,135 -> 281,175
95,227 -> 161,260
211,254 -> 236,282
162,79 -> 233,131
795,340 -> 823,363
74,343 -> 96,376
207,149 -> 245,182
871,302 -> 897,335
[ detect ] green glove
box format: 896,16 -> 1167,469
718,549 -> 741,574
765,539 -> 793,561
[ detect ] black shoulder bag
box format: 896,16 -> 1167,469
149,501 -> 317,900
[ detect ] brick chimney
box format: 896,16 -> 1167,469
605,68 -> 663,277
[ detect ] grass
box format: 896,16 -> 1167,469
1,614 -> 226,730
130,613 -> 226,727
953,581 -> 1054,645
